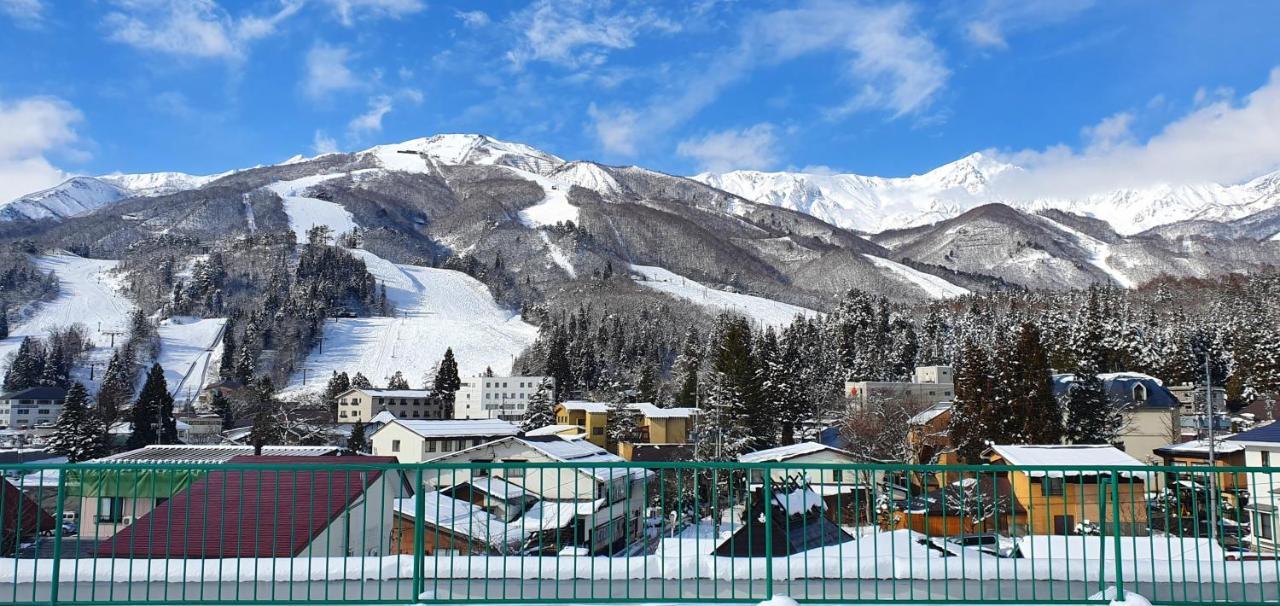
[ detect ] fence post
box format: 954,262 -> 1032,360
762,465 -> 774,600
413,467 -> 425,602
49,467 -> 67,606
1110,470 -> 1124,599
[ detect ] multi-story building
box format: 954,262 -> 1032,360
369,418 -> 520,463
335,388 -> 444,423
0,386 -> 66,430
455,376 -> 553,422
1169,383 -> 1228,416
845,366 -> 954,410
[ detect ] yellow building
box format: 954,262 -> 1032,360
552,401 -> 699,453
554,401 -> 611,448
986,444 -> 1148,535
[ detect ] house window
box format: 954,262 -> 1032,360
1263,451 -> 1271,467
1259,512 -> 1275,541
1133,384 -> 1148,403
832,469 -> 843,483
593,427 -> 604,435
392,440 -> 401,453
96,497 -> 124,523
1041,477 -> 1066,497
503,459 -> 526,478
426,441 -> 437,452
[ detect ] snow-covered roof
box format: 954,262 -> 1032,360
94,444 -> 341,464
627,403 -> 699,419
1156,439 -> 1244,455
987,444 -> 1145,477
357,389 -> 434,398
908,401 -> 952,425
559,400 -> 609,413
464,476 -> 531,501
395,492 -> 579,547
739,442 -> 856,463
523,424 -> 585,437
1226,420 -> 1280,445
369,410 -> 398,425
384,419 -> 520,438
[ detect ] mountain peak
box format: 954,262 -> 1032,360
916,151 -> 1016,193
362,133 -> 565,175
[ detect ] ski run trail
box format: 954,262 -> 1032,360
629,264 -> 818,328
861,254 -> 971,299
274,174 -> 538,394
1036,215 -> 1137,288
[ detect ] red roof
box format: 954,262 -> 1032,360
2,480 -> 56,556
96,456 -> 398,558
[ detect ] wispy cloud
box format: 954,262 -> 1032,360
677,124 -> 779,173
312,130 -> 339,154
101,0 -> 301,61
961,0 -> 1094,50
322,0 -> 425,27
304,43 -> 361,99
455,9 -> 489,28
346,88 -> 423,139
994,68 -> 1280,197
589,0 -> 947,156
506,0 -> 680,70
0,96 -> 85,203
1,0 -> 47,29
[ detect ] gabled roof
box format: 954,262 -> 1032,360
93,444 -> 341,464
95,456 -> 396,558
378,419 -> 520,439
738,442 -> 858,464
1155,439 -> 1245,457
987,444 -> 1145,477
430,435 -> 648,482
627,403 -> 699,419
523,424 -> 585,437
1226,421 -> 1280,445
1051,372 -> 1178,409
352,388 -> 434,398
908,401 -> 953,426
558,400 -> 610,413
2,480 -> 56,555
0,386 -> 67,401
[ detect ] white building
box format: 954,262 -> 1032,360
1226,422 -> 1280,552
455,376 -> 554,422
335,388 -> 444,423
369,418 -> 521,463
845,365 -> 954,410
0,386 -> 66,430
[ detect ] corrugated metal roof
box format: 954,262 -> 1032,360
388,419 -> 520,438
94,445 -> 341,464
95,456 -> 396,558
739,442 -> 849,463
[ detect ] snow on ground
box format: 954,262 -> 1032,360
629,264 -> 817,328
1036,215 -> 1136,288
512,167 -> 580,228
0,255 -> 133,392
265,174 -> 359,242
861,254 -> 971,299
155,316 -> 226,406
540,232 -> 577,278
283,249 -> 538,394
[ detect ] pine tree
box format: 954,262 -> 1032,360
543,327 -> 572,400
39,338 -> 68,387
387,371 -> 410,390
351,372 -> 373,389
211,391 -> 235,430
323,371 -> 351,420
249,377 -> 282,455
520,378 -> 555,432
1062,360 -> 1119,444
347,419 -> 369,453
950,338 -> 995,463
0,307 -> 8,340
434,347 -> 461,405
46,382 -> 108,462
127,364 -> 176,449
1008,322 -> 1064,444
673,327 -> 702,407
607,398 -> 643,449
96,349 -> 134,425
218,319 -> 237,381
234,344 -> 255,384
3,337 -> 45,391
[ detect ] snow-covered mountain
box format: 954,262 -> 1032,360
695,154 -> 1280,238
1,171 -> 217,222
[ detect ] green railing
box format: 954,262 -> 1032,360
1,459 -> 1278,605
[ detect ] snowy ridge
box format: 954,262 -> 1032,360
629,264 -> 817,328
364,134 -> 564,176
860,255 -> 970,299
97,171 -> 219,196
0,177 -> 128,221
550,161 -> 621,196
539,232 -> 577,278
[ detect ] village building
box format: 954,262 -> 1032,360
455,375 -> 554,422
552,401 -> 698,453
76,445 -> 341,540
96,456 -> 403,558
368,418 -> 520,463
0,386 -> 66,431
1225,422 -> 1280,553
739,442 -> 878,526
985,444 -> 1148,535
335,388 -> 445,423
1051,372 -> 1180,465
844,365 -> 954,411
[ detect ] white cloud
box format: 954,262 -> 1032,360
312,130 -> 339,154
962,0 -> 1094,50
677,124 -> 779,173
506,0 -> 680,70
456,9 -> 489,28
1,0 -> 46,28
0,96 -> 84,203
102,0 -> 301,61
589,0 -> 947,155
347,95 -> 394,136
993,68 -> 1280,197
304,43 -> 361,99
322,0 -> 425,27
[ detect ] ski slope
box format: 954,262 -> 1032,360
266,174 -> 358,242
511,167 -> 580,228
1036,215 -> 1137,288
0,255 -> 133,392
861,254 -> 970,299
155,316 -> 226,406
629,264 -> 818,328
539,232 -> 576,278
283,250 -> 538,394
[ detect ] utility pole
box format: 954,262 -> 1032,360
1204,352 -> 1218,543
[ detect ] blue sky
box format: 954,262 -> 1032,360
2,0 -> 1280,202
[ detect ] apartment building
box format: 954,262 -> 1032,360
0,386 -> 66,430
455,376 -> 554,422
335,388 -> 445,423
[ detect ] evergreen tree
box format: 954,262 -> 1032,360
673,327 -> 702,408
520,378 -> 555,432
323,371 -> 351,420
234,343 -> 255,384
949,338 -> 995,463
386,371 -> 410,390
211,391 -> 235,430
218,319 -> 237,381
351,372 -> 373,389
1062,361 -> 1119,444
1008,322 -> 1064,444
0,307 -> 8,340
607,398 -> 643,449
46,382 -> 108,462
543,328 -> 572,400
96,349 -> 134,425
38,338 -> 68,387
701,315 -> 762,456
249,377 -> 282,455
3,337 -> 45,391
347,419 -> 369,453
434,347 -> 461,404
127,364 -> 176,449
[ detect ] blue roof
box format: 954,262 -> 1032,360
1051,373 -> 1177,409
1228,422 -> 1280,444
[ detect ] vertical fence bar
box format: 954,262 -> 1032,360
762,465 -> 773,600
413,467 -> 425,602
1111,469 -> 1124,599
48,466 -> 67,606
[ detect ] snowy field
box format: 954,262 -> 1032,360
0,255 -> 133,392
629,265 -> 818,328
155,316 -> 226,405
861,254 -> 971,299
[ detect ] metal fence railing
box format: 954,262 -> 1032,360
1,459 -> 1278,605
